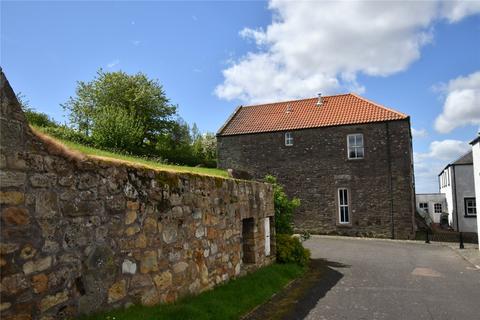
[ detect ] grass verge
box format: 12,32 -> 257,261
31,126 -> 228,178
81,263 -> 305,320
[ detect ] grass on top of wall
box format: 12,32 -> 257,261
31,126 -> 228,179
81,263 -> 305,320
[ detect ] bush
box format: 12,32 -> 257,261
265,175 -> 300,235
276,234 -> 311,266
40,126 -> 93,146
91,106 -> 145,152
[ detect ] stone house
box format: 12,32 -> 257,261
217,93 -> 416,239
439,151 -> 477,233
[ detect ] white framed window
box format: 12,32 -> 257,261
419,202 -> 429,213
464,198 -> 477,217
285,132 -> 293,146
347,134 -> 364,159
338,188 -> 350,224
434,203 -> 442,213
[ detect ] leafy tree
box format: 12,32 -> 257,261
265,175 -> 300,235
62,69 -> 177,149
156,117 -> 195,164
16,93 -> 58,128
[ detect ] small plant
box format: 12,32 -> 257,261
265,175 -> 300,235
276,234 -> 311,266
300,231 -> 311,242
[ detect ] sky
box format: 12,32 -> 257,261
1,0 -> 480,193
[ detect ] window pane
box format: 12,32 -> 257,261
356,148 -> 364,158
348,135 -> 355,145
356,134 -> 363,146
344,207 -> 349,222
343,190 -> 348,205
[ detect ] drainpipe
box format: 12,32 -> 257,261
386,122 -> 394,239
452,166 -> 464,249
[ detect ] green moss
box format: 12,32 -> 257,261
156,171 -> 179,189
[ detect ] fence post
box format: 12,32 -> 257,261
459,231 -> 464,249
425,229 -> 430,244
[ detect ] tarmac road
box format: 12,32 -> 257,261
301,236 -> 480,320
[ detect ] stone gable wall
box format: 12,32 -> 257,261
0,71 -> 275,320
218,118 -> 415,240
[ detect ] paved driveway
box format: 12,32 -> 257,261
301,236 -> 480,320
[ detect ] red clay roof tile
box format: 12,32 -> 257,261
218,93 -> 408,136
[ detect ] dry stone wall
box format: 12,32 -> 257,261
0,71 -> 275,320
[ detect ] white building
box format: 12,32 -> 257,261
439,151 -> 477,233
415,193 -> 448,226
470,135 -> 480,249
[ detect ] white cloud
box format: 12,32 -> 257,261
434,71 -> 480,133
414,139 -> 470,192
412,128 -> 428,138
440,0 -> 480,22
106,59 -> 120,68
215,0 -> 480,104
132,40 -> 141,46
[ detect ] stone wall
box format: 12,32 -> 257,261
218,119 -> 415,240
0,71 -> 275,319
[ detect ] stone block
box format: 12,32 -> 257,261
78,173 -> 98,190
1,273 -> 28,294
162,226 -> 177,244
40,290 -> 68,312
23,256 -> 52,275
153,271 -> 172,291
1,207 -> 30,225
130,274 -> 153,288
125,225 -> 140,236
141,287 -> 161,306
140,250 -> 158,273
107,280 -> 126,303
60,199 -> 104,217
125,210 -> 137,225
35,191 -> 58,218
32,273 -> 48,293
172,261 -> 188,274
0,170 -> 26,187
0,191 -> 24,205
122,259 -> 137,275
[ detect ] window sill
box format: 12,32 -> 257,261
464,215 -> 477,218
347,158 -> 364,161
337,223 -> 353,228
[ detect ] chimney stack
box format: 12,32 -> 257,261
316,93 -> 323,107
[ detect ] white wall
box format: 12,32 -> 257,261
439,167 -> 454,226
471,140 -> 480,249
454,165 -> 477,233
415,194 -> 448,223
439,165 -> 477,233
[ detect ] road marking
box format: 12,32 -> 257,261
411,267 -> 443,277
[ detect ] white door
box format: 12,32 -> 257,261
264,218 -> 271,256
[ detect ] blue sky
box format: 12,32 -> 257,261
2,1 -> 480,192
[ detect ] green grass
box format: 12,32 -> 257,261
81,263 -> 305,320
33,127 -> 228,178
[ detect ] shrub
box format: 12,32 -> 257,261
40,126 -> 93,146
276,234 -> 311,266
91,106 -> 145,152
265,175 -> 300,235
